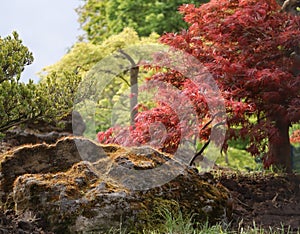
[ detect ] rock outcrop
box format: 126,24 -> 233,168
3,110 -> 86,148
0,136 -> 231,233
0,137 -> 107,207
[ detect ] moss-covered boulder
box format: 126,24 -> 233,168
0,137 -> 107,207
5,137 -> 231,233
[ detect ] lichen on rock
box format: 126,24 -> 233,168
0,136 -> 108,207
1,136 -> 231,233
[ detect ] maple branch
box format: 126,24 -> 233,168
189,112 -> 226,166
189,139 -> 211,166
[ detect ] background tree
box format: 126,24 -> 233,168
41,28 -> 159,134
0,32 -> 33,82
76,0 -> 209,43
98,0 -> 300,172
41,28 -> 158,77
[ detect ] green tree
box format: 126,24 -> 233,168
37,71 -> 82,123
0,32 -> 40,132
40,28 -> 159,134
0,31 -> 33,82
0,32 -> 82,133
76,0 -> 209,43
41,28 -> 157,77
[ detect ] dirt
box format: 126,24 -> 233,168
219,171 -> 300,232
0,209 -> 53,234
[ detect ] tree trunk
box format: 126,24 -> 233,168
268,120 -> 292,173
118,49 -> 139,127
130,66 -> 139,126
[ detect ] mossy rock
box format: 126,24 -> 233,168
7,137 -> 231,233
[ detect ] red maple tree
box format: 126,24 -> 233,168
98,0 -> 300,172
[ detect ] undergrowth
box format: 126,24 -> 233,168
109,208 -> 300,234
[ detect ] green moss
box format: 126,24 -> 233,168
135,198 -> 181,231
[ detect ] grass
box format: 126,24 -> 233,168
215,147 -> 259,172
216,145 -> 300,173
105,164 -> 296,234
108,142 -> 297,234
108,207 -> 300,234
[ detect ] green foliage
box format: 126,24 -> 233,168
42,28 -> 158,134
0,32 -> 40,132
0,31 -> 33,82
228,138 -> 249,150
76,0 -> 209,43
41,28 -> 158,77
37,71 -> 82,122
0,31 -> 83,133
0,79 -> 41,132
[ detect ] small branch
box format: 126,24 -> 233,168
189,118 -> 226,166
189,139 -> 211,166
118,49 -> 138,68
117,74 -> 130,87
0,117 -> 30,132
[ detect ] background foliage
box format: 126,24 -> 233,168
97,0 -> 300,172
2,0 -> 300,173
76,0 -> 209,43
42,28 -> 159,134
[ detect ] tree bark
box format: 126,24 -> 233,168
130,66 -> 139,126
118,49 -> 139,126
268,120 -> 292,173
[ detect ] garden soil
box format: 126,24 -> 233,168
219,172 -> 300,232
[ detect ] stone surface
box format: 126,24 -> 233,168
0,136 -> 107,207
3,110 -> 86,147
0,209 -> 54,234
2,137 -> 231,233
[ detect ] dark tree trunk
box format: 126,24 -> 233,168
119,49 -> 139,126
130,66 -> 139,126
268,120 -> 292,173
